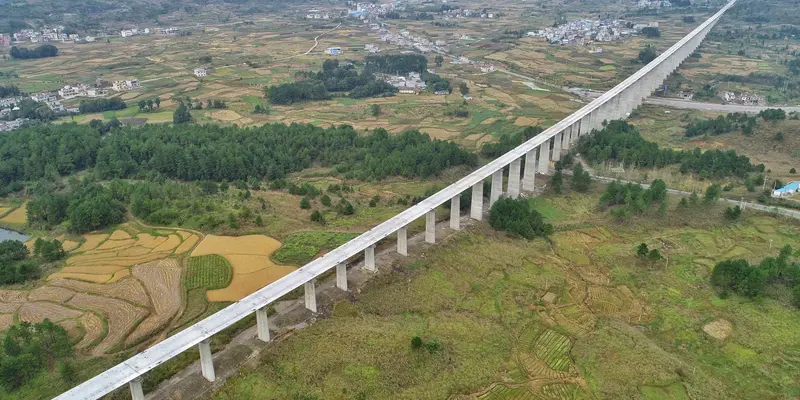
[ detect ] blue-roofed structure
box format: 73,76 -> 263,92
773,181 -> 800,197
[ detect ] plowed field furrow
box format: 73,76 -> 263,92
0,290 -> 27,302
50,278 -> 151,307
28,286 -> 76,303
126,260 -> 182,346
68,293 -> 148,355
18,302 -> 83,323
0,314 -> 13,330
76,312 -> 105,349
0,302 -> 20,313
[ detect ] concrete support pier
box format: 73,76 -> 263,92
552,132 -> 562,161
336,263 -> 347,291
508,159 -> 521,198
397,227 -> 407,256
256,306 -> 270,342
522,149 -> 536,191
490,170 -> 503,206
425,210 -> 436,243
365,245 -> 376,271
537,141 -> 550,174
198,339 -> 215,382
450,195 -> 460,230
129,377 -> 144,400
304,281 -> 316,312
470,183 -> 483,220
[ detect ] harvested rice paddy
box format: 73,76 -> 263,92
191,234 -> 296,302
0,203 -> 27,224
0,225 -> 204,355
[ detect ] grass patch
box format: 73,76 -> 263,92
272,231 -> 359,265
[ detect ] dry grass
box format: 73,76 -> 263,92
0,303 -> 21,313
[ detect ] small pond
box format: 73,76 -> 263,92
0,228 -> 29,243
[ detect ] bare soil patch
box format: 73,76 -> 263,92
703,319 -> 733,341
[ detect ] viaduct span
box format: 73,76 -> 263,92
56,1 -> 736,398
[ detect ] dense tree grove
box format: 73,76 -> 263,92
0,320 -> 73,390
266,59 -> 397,104
78,97 -> 127,114
685,112 -> 756,137
364,54 -> 428,75
637,44 -> 658,64
641,27 -> 660,38
0,240 -> 40,285
576,120 -> 764,179
27,183 -> 124,233
599,179 -> 668,220
362,53 -> 450,92
711,245 -> 800,305
0,123 -> 475,194
488,197 -> 553,240
0,85 -> 21,99
757,108 -> 786,121
266,82 -> 330,104
9,44 -> 59,59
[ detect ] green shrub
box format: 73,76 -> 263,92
411,336 -> 423,349
488,197 -> 553,240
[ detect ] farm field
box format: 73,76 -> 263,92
190,234 -> 296,302
0,224 -> 201,356
214,190 -> 800,399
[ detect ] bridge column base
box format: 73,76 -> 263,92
397,227 -> 408,255
425,210 -> 436,243
129,377 -> 144,400
450,195 -> 461,230
336,263 -> 348,291
470,183 -> 483,220
304,281 -> 317,312
256,306 -> 271,342
199,339 -> 215,382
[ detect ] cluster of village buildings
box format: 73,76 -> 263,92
2,27 -> 97,45
636,0 -> 674,9
527,20 -> 659,46
0,78 -> 140,128
0,25 -> 182,47
721,91 -> 763,106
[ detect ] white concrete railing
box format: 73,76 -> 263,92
55,2 -> 736,398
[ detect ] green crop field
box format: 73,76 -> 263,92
185,254 -> 234,291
